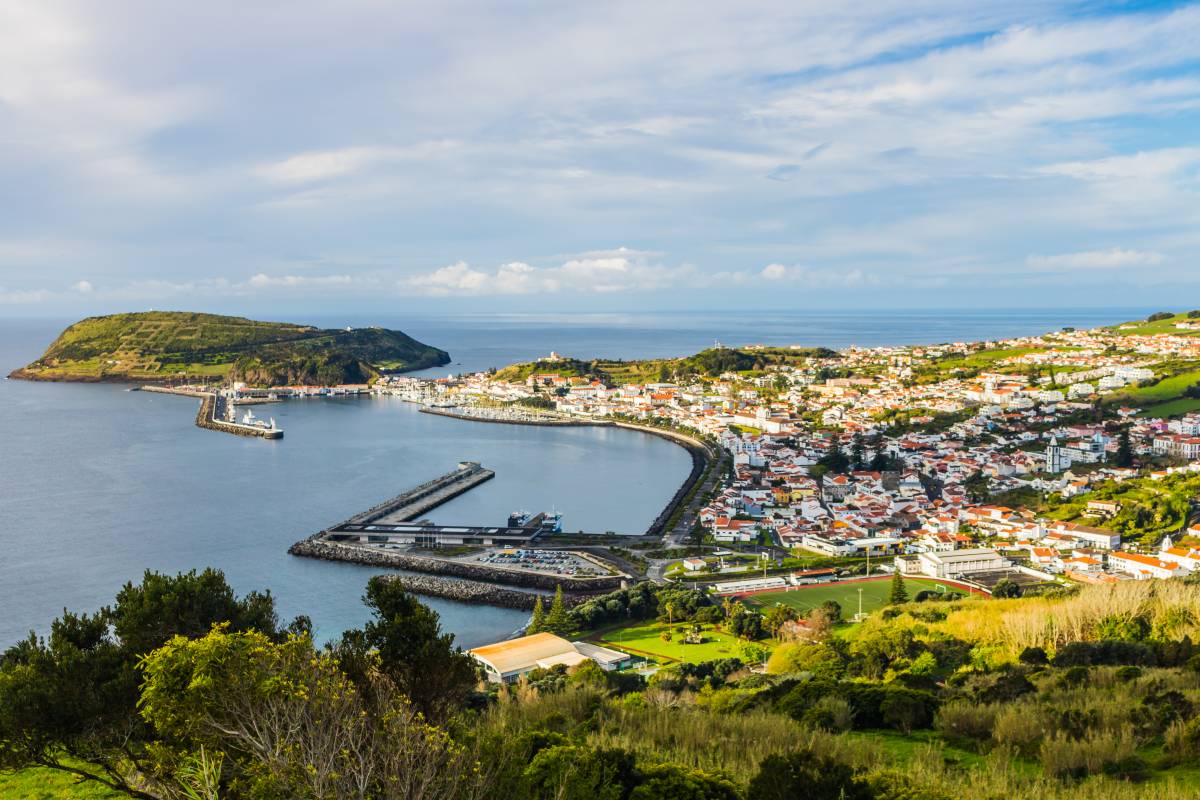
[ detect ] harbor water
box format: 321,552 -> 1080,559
0,308 -> 1149,648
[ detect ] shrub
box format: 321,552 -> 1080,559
1058,666 -> 1091,688
1114,665 -> 1142,683
1019,646 -> 1049,665
1039,728 -> 1136,780
747,750 -> 873,800
803,696 -> 855,733
1165,717 -> 1200,759
993,705 -> 1047,754
935,700 -> 997,742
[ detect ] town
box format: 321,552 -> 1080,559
366,311 -> 1200,592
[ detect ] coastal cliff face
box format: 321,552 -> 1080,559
9,311 -> 450,384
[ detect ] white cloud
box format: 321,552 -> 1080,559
71,280 -> 93,293
246,273 -> 354,288
1026,248 -> 1165,270
704,263 -> 876,289
401,252 -> 695,296
0,287 -> 49,304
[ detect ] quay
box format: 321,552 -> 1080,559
295,462 -> 549,548
345,461 -> 496,526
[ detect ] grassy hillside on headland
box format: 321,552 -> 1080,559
8,311 -> 450,386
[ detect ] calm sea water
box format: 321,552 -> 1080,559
0,308 -> 1147,649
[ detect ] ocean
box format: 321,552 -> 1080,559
0,307 -> 1149,649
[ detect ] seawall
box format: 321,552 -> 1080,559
193,393 -> 279,438
376,574 -> 572,610
288,539 -> 625,592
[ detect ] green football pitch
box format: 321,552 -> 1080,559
741,577 -> 963,616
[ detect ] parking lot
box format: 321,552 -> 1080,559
469,548 -> 611,577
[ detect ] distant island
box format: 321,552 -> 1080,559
8,311 -> 450,385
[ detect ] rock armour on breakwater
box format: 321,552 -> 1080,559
377,574 -> 564,610
289,539 -> 625,592
194,393 -> 270,438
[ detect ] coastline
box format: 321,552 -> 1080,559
417,405 -> 719,539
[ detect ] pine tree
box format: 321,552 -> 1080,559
543,586 -> 570,635
528,596 -> 545,634
850,432 -> 866,471
1116,427 -> 1134,468
889,570 -> 909,605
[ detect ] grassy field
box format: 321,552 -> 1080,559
742,577 -> 962,616
1136,396 -> 1200,418
0,766 -> 123,799
1108,367 -> 1200,405
1106,312 -> 1200,337
594,621 -> 760,663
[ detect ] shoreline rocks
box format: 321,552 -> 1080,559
376,573 -> 572,610
288,539 -> 625,592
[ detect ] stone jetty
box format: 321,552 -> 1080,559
375,574 -> 562,610
288,538 -> 625,593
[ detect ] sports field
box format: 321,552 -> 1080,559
741,577 -> 966,616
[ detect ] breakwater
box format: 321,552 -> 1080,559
194,393 -> 283,439
376,574 -> 562,610
288,538 -> 625,592
140,385 -> 283,439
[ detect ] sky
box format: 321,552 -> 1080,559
0,0 -> 1198,316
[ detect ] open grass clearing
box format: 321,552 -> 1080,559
593,621 -> 762,663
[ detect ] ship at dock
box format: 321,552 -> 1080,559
235,407 -> 284,439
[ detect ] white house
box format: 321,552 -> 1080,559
1108,551 -> 1185,580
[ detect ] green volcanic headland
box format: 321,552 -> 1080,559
8,311 -> 450,385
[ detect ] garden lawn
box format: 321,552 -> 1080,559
594,621 -> 757,663
742,577 -> 959,616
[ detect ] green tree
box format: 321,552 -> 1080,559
747,749 -> 873,800
523,745 -> 636,800
140,628 -> 477,800
0,569 -> 288,798
1116,426 -> 1135,468
631,763 -> 741,800
335,576 -> 478,722
963,470 -> 991,503
819,445 -> 850,475
763,604 -> 799,637
850,432 -> 866,471
889,570 -> 909,605
992,578 -> 1021,599
528,596 -> 546,634
543,585 -> 572,635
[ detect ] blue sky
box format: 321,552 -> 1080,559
1,1 -> 1198,316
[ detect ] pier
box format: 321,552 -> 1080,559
295,462 -> 545,548
347,461 -> 495,525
